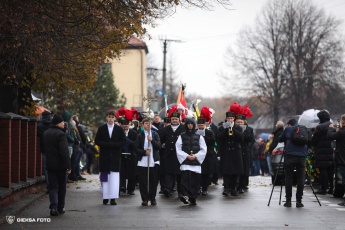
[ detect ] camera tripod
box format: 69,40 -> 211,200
267,152 -> 321,206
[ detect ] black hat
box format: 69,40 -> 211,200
163,117 -> 171,123
119,117 -> 130,125
236,114 -> 246,120
171,112 -> 180,119
226,112 -> 234,118
197,118 -> 206,124
52,115 -> 64,125
41,111 -> 51,119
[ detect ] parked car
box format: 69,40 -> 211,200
333,165 -> 344,198
270,143 -> 297,185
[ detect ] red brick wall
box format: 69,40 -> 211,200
0,119 -> 11,188
10,119 -> 21,183
20,120 -> 28,182
28,121 -> 37,179
36,139 -> 42,176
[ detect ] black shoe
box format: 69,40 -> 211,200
327,188 -> 333,194
315,189 -> 327,195
69,175 -> 78,181
243,186 -> 249,190
213,182 -> 219,185
202,190 -> 208,196
120,187 -> 126,193
337,201 -> 345,206
189,198 -> 197,205
142,200 -> 148,206
57,208 -> 65,214
159,190 -> 164,194
238,188 -> 244,194
180,196 -> 190,204
296,202 -> 304,208
110,199 -> 117,205
67,179 -> 74,183
50,209 -> 59,216
230,189 -> 237,196
163,189 -> 171,198
151,200 -> 157,206
284,201 -> 292,207
222,189 -> 230,196
76,175 -> 86,181
103,199 -> 109,205
127,191 -> 135,195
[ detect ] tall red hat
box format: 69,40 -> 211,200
227,102 -> 242,118
168,105 -> 180,119
199,106 -> 212,123
116,107 -> 134,124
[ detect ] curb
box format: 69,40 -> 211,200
0,191 -> 47,225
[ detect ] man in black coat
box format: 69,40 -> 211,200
95,110 -> 126,205
135,118 -> 161,206
218,110 -> 243,196
328,114 -> 345,206
311,110 -> 334,195
159,111 -> 185,198
197,117 -> 216,196
119,117 -> 138,195
37,111 -> 52,191
44,115 -> 71,216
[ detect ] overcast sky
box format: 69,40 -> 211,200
144,0 -> 345,99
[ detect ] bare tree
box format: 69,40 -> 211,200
225,0 -> 345,126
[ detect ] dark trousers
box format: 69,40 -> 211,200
71,145 -> 81,178
201,174 -> 211,191
137,165 -> 159,202
223,174 -> 239,190
238,174 -> 249,189
48,170 -> 67,210
319,166 -> 334,190
165,173 -> 181,195
180,170 -> 201,199
120,156 -> 137,192
86,152 -> 94,174
284,155 -> 306,201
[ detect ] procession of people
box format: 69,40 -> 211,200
38,94 -> 345,216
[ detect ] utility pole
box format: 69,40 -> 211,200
160,38 -> 182,101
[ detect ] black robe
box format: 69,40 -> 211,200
95,124 -> 126,172
121,129 -> 138,180
159,124 -> 185,174
218,124 -> 244,175
201,129 -> 216,175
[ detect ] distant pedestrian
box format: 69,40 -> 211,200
43,115 -> 71,216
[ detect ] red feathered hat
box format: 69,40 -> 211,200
116,107 -> 134,124
226,102 -> 241,118
199,106 -> 212,123
168,105 -> 180,119
235,104 -> 253,120
131,108 -> 140,120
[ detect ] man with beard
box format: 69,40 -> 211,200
117,108 -> 138,195
218,102 -> 244,196
197,106 -> 216,196
235,105 -> 255,193
311,110 -> 334,195
176,118 -> 207,205
95,110 -> 126,205
159,106 -> 186,198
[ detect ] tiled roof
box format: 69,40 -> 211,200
126,36 -> 148,53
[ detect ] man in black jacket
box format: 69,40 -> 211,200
311,110 -> 334,195
44,115 -> 71,216
328,114 -> 345,206
135,118 -> 161,206
37,111 -> 52,192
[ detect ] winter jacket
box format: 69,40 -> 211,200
327,126 -> 345,166
279,125 -> 308,157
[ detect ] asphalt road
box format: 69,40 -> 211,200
1,174 -> 345,229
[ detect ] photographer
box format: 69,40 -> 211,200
279,119 -> 309,208
327,115 -> 345,206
